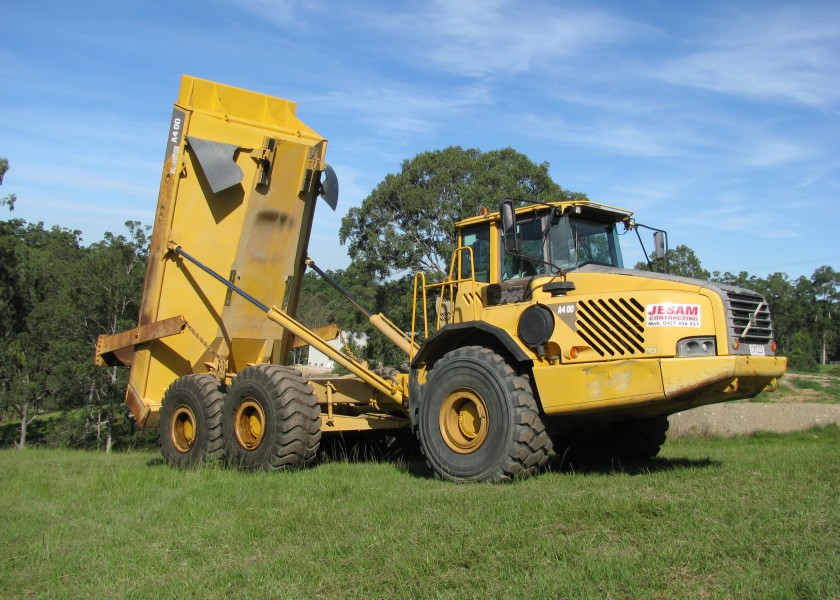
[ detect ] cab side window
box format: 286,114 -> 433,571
460,225 -> 490,283
501,217 -> 545,280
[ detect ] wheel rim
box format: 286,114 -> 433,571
439,387 -> 489,454
234,399 -> 266,450
171,405 -> 197,453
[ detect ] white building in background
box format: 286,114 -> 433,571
306,337 -> 344,369
292,328 -> 367,370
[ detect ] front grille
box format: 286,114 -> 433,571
576,297 -> 646,357
726,291 -> 773,344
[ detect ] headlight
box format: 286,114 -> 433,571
676,337 -> 716,357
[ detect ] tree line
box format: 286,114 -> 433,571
1,149 -> 837,451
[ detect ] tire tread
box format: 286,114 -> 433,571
415,346 -> 551,483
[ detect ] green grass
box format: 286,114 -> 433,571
790,378 -> 824,391
817,365 -> 840,377
2,428 -> 839,599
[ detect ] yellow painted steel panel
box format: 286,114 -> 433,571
660,355 -> 787,405
534,355 -> 786,418
534,359 -> 665,415
127,76 -> 329,426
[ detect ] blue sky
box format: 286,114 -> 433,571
2,0 -> 838,279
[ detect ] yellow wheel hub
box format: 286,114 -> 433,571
171,405 -> 197,453
439,387 -> 489,454
234,399 -> 266,450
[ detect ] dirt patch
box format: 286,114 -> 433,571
768,372 -> 839,403
668,402 -> 840,438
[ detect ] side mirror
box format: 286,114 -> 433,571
500,199 -> 520,253
653,231 -> 666,260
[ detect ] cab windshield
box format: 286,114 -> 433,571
549,216 -> 623,272
502,212 -> 624,280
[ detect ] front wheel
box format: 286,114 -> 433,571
415,346 -> 552,483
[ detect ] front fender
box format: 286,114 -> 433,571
410,322 -> 530,370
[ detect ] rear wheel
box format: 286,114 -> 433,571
415,346 -> 551,483
159,374 -> 224,468
611,416 -> 669,461
224,365 -> 321,471
553,416 -> 669,464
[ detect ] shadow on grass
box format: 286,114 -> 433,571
546,454 -> 721,476
137,434 -> 721,481
317,432 -> 437,478
319,431 -> 423,463
318,433 -> 722,480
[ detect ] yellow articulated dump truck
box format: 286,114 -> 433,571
96,76 -> 786,482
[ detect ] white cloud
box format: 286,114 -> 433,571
371,0 -> 646,78
311,83 -> 493,140
672,204 -> 799,240
605,180 -> 686,213
226,0 -> 317,27
653,6 -> 840,108
515,112 -> 701,158
739,138 -> 815,169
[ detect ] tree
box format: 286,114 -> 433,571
339,146 -> 582,280
787,330 -> 818,372
0,217 -> 149,450
0,220 -> 28,429
0,222 -> 86,448
636,244 -> 710,279
810,266 -> 839,365
72,222 -> 149,451
296,266 -> 412,370
0,157 -> 16,211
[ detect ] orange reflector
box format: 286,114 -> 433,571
732,338 -> 740,350
770,340 -> 777,353
481,207 -> 489,216
569,347 -> 578,359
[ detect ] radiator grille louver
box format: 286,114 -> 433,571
726,291 -> 774,345
576,298 -> 646,357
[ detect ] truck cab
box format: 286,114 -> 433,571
413,199 -> 785,422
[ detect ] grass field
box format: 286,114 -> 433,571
2,428 -> 838,599
750,370 -> 840,404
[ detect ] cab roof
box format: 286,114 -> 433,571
455,199 -> 634,229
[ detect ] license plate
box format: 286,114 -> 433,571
749,344 -> 766,356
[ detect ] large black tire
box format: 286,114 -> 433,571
414,346 -> 552,483
159,374 -> 224,468
612,416 -> 669,461
223,365 -> 321,471
553,416 -> 669,464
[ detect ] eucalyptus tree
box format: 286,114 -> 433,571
340,146 -> 581,280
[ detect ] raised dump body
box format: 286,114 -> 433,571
96,76 -> 335,428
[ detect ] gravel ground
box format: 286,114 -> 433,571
668,402 -> 840,438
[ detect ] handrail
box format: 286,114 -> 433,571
410,271 -> 428,364
410,246 -> 479,361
